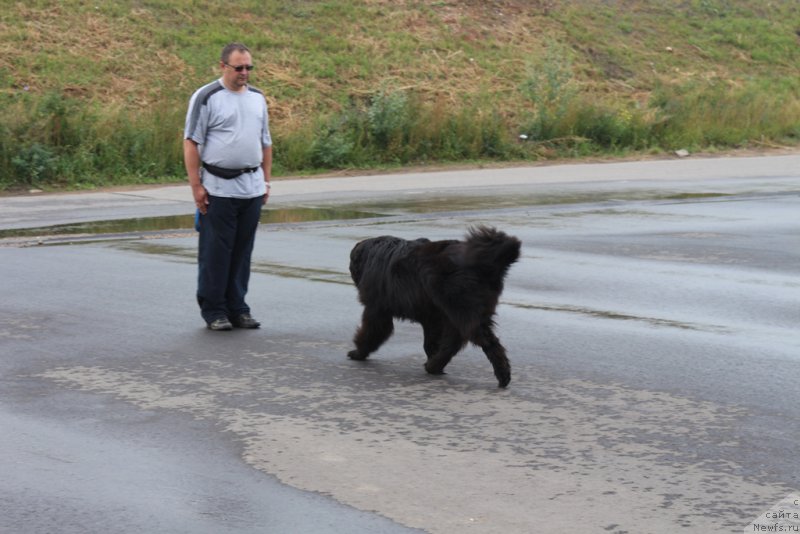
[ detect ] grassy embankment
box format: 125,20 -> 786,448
1,0 -> 799,191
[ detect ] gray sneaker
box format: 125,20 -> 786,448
207,317 -> 233,331
231,313 -> 261,329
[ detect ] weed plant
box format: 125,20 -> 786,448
1,0 -> 798,191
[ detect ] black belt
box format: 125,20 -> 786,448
202,162 -> 260,180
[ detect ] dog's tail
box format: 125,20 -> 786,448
463,225 -> 521,279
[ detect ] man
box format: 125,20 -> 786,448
183,42 -> 273,331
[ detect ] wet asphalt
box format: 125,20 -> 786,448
1,154 -> 799,533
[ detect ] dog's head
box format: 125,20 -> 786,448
349,239 -> 368,285
349,235 -> 428,286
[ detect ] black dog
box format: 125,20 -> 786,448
347,226 -> 521,387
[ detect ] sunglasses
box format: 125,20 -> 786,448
225,63 -> 254,72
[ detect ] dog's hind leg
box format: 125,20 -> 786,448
348,307 -> 394,360
424,323 -> 465,376
471,323 -> 511,388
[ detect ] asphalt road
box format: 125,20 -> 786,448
1,154 -> 799,533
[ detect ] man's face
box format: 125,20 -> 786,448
221,50 -> 253,90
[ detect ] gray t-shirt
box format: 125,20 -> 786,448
184,79 -> 272,199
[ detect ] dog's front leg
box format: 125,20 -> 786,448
424,324 -> 464,375
421,317 -> 444,359
348,306 -> 394,360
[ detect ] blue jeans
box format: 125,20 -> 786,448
196,195 -> 262,323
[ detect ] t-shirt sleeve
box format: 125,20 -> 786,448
184,91 -> 208,144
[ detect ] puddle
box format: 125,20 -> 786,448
250,262 -> 351,285
0,213 -> 197,240
336,191 -> 731,214
114,242 -> 195,261
506,300 -> 730,333
663,192 -> 731,200
114,241 -> 352,285
0,206 -> 385,244
0,190 -> 733,246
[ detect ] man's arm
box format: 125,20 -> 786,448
184,139 -> 209,214
262,144 -> 273,204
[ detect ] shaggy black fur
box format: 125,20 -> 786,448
347,225 -> 521,387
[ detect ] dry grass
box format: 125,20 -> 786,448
4,1 -> 798,120
1,0 -> 798,188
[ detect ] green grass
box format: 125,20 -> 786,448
1,0 -> 799,191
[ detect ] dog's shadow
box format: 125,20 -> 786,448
348,346 -> 513,393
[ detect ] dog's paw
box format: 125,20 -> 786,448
424,361 -> 445,375
496,371 -> 511,388
348,350 -> 368,361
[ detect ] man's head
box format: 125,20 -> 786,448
220,43 -> 253,91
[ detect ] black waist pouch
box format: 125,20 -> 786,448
202,162 -> 259,179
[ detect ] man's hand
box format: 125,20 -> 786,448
192,183 -> 209,215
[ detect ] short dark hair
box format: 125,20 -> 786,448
221,43 -> 251,63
